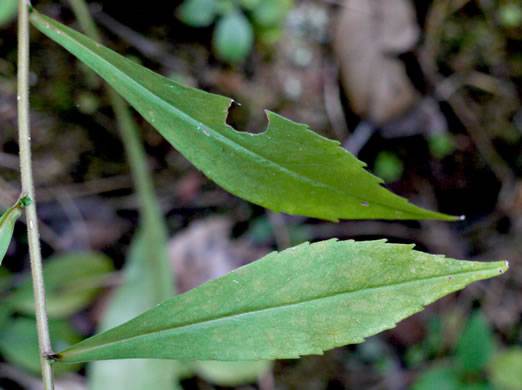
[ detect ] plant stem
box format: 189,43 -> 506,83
68,0 -> 101,41
68,0 -> 175,298
68,0 -> 161,228
17,1 -> 55,389
111,92 -> 175,298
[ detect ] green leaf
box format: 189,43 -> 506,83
488,347 -> 522,390
0,317 -> 82,376
192,360 -> 272,386
251,0 -> 293,27
0,303 -> 12,326
178,0 -> 218,27
88,230 -> 179,390
428,133 -> 456,159
374,151 -> 403,183
29,10 -> 458,222
412,365 -> 461,390
498,4 -> 522,28
256,24 -> 284,45
455,311 -> 495,373
0,0 -> 17,27
51,239 -> 508,363
213,11 -> 254,63
0,196 -> 31,265
464,384 -> 494,390
6,252 -> 113,317
239,0 -> 262,10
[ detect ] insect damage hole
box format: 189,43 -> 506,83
225,99 -> 267,134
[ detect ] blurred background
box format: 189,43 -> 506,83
0,0 -> 520,389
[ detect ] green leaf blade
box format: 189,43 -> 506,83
0,317 -> 83,376
412,365 -> 461,390
52,239 -> 508,363
455,311 -> 495,373
192,360 -> 272,386
213,11 -> 254,63
489,347 -> 522,390
0,0 -> 18,27
30,11 -> 457,222
88,230 -> 178,390
7,251 -> 113,317
177,0 -> 217,28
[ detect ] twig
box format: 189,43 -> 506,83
343,120 -> 374,156
440,84 -> 512,182
267,211 -> 291,251
92,8 -> 180,70
17,1 -> 54,388
420,1 -> 513,183
54,190 -> 90,250
35,175 -> 131,202
322,65 -> 349,141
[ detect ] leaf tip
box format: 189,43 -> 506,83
429,212 -> 465,222
489,259 -> 509,278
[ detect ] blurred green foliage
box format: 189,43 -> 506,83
0,0 -> 17,27
249,215 -> 312,246
213,11 -> 253,63
489,347 -> 522,390
177,0 -> 294,63
0,317 -> 82,376
413,366 -> 463,390
178,0 -> 218,28
428,133 -> 456,160
191,360 -> 272,386
498,3 -> 522,28
374,151 -> 404,183
406,316 -> 444,368
455,312 -> 495,373
0,251 -> 114,377
412,311 -> 522,390
6,252 -> 114,318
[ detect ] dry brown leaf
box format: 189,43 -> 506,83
168,217 -> 269,293
334,0 -> 421,124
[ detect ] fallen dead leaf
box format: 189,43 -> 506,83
168,217 -> 270,293
334,0 -> 421,124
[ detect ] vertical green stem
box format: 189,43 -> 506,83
68,0 -> 162,229
68,0 -> 175,297
68,0 -> 101,41
17,1 -> 55,389
109,93 -> 163,225
110,93 -> 174,299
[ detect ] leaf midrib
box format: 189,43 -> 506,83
35,12 -> 431,218
60,267 -> 492,359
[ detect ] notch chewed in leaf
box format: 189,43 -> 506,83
30,10 -> 459,222
51,239 -> 507,363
